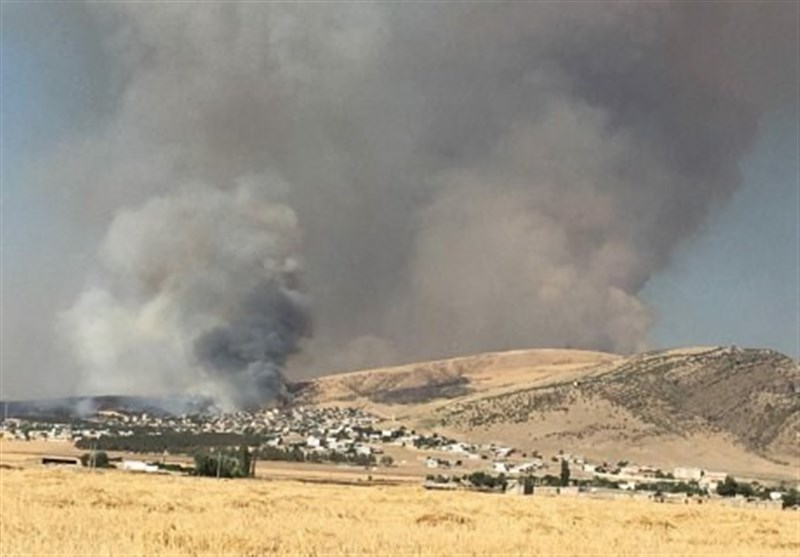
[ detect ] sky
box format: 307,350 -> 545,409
643,112 -> 798,356
1,3 -> 797,402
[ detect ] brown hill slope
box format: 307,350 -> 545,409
293,348 -> 617,408
293,346 -> 799,477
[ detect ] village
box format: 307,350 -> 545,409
0,406 -> 796,510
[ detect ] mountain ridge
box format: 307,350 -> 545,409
294,345 -> 799,476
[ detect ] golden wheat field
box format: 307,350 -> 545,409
0,467 -> 797,556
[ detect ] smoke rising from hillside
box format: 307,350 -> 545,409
42,2 -> 796,405
60,181 -> 309,409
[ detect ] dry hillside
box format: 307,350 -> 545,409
294,346 -> 799,478
293,348 -> 617,410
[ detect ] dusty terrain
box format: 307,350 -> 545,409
0,439 -> 487,485
296,346 -> 799,479
2,467 -> 798,556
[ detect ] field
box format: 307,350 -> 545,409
0,439 -> 475,485
1,467 -> 798,555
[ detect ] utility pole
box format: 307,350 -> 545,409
216,448 -> 222,479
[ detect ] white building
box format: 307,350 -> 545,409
673,467 -> 703,481
493,462 -> 511,473
443,442 -> 472,454
699,471 -> 727,493
326,438 -> 340,450
620,465 -> 640,477
306,436 -> 322,448
121,460 -> 159,473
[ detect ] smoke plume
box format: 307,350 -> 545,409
23,2 -> 793,406
60,181 -> 309,409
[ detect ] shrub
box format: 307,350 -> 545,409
636,481 -> 704,496
782,489 -> 798,509
193,448 -> 252,479
465,471 -> 506,491
716,476 -> 738,497
737,482 -> 755,498
80,451 -> 111,468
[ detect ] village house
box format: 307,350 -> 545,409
619,465 -> 641,477
673,467 -> 703,481
355,445 -> 373,457
699,471 -> 727,492
637,466 -> 660,479
492,462 -> 511,474
306,436 -> 322,448
442,442 -> 474,455
510,460 -> 543,474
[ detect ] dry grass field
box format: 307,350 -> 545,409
1,467 -> 798,555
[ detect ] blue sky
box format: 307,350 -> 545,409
643,112 -> 798,358
2,2 -> 109,269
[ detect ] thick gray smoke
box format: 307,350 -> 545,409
60,181 -> 310,409
35,2 -> 795,405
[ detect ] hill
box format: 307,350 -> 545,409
293,346 -> 799,478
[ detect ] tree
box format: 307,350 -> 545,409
238,445 -> 252,477
522,475 -> 534,495
80,451 -> 110,468
466,471 -> 506,491
737,482 -> 755,498
716,476 -> 738,497
782,489 -> 798,509
379,455 -> 394,467
193,449 -> 250,479
560,460 -> 571,486
498,473 -> 508,492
